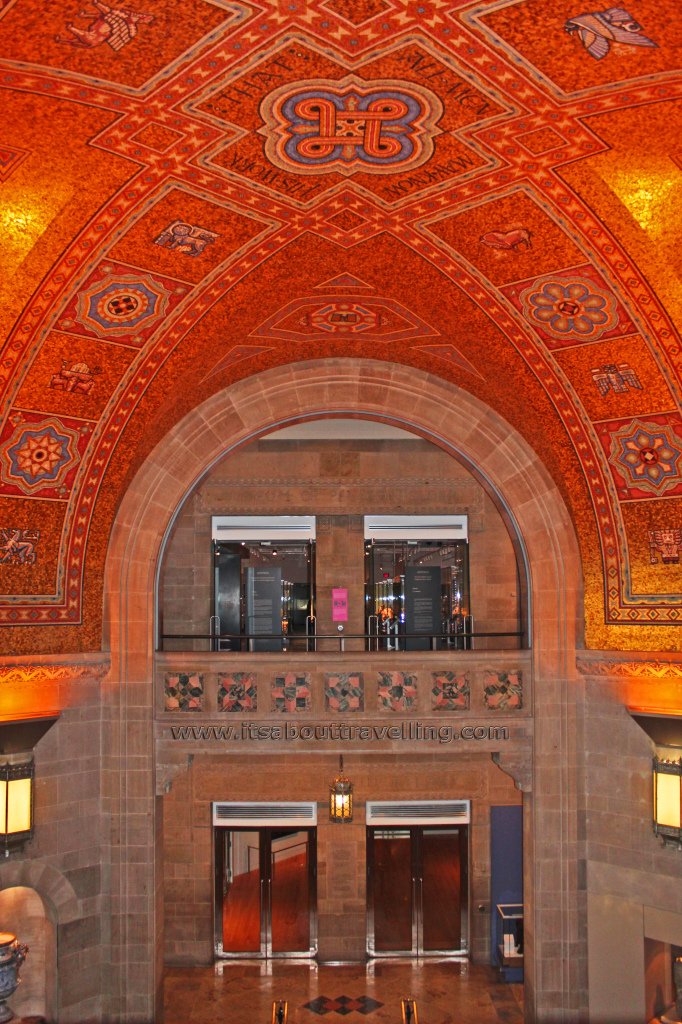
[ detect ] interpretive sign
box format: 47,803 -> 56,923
405,566 -> 441,650
245,566 -> 282,651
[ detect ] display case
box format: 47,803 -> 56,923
496,903 -> 524,973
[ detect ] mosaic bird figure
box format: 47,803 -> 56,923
591,363 -> 643,395
565,8 -> 657,60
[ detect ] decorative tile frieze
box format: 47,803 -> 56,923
483,670 -> 523,710
218,672 -> 257,712
271,672 -> 312,713
325,672 -> 364,712
164,672 -> 203,712
377,671 -> 417,712
431,671 -> 469,711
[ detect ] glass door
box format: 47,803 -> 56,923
221,830 -> 262,954
215,827 -> 317,958
367,826 -> 468,956
270,830 -> 312,954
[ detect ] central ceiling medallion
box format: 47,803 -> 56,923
258,75 -> 443,177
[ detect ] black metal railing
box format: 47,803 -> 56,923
159,630 -> 525,652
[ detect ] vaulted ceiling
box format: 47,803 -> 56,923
1,0 -> 681,653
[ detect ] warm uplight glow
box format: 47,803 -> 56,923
656,770 -> 681,829
6,778 -> 31,835
610,165 -> 681,236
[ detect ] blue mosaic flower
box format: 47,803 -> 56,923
76,272 -> 170,338
0,419 -> 81,493
610,421 -> 682,494
523,278 -> 618,339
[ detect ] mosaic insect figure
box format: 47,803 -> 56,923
56,1 -> 154,51
565,8 -> 657,59
50,361 -> 100,395
153,222 -> 218,257
648,529 -> 682,565
591,363 -> 643,395
0,529 -> 40,566
480,228 -> 532,252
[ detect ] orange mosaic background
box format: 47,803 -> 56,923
1,0 -> 681,653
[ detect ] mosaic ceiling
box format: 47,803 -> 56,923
1,0 -> 682,653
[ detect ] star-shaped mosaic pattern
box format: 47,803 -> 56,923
303,995 -> 384,1015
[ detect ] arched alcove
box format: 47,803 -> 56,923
0,886 -> 55,1022
156,415 -> 530,654
103,358 -> 584,1022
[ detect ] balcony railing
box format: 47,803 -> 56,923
158,630 -> 525,653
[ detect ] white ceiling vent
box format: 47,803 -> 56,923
212,516 -> 316,541
212,802 -> 317,827
364,515 -> 468,541
366,800 -> 470,825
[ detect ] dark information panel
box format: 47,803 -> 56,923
245,567 -> 282,651
404,566 -> 441,651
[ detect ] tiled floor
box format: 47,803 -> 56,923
164,961 -> 524,1023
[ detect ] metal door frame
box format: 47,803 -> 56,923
214,825 -> 317,960
366,824 -> 469,958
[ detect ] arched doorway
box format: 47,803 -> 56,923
103,358 -> 582,1022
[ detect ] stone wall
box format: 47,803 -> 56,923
162,751 -> 522,965
0,654 -> 110,1023
158,439 -> 521,652
577,653 -> 682,1023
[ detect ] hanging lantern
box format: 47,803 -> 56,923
329,755 -> 353,823
653,755 -> 682,849
0,761 -> 34,855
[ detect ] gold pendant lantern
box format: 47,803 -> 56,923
329,755 -> 353,823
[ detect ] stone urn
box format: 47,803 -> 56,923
0,933 -> 28,1023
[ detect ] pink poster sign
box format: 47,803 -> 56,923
332,588 -> 348,622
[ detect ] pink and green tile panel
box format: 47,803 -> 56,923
431,671 -> 469,711
377,671 -> 418,712
271,672 -> 312,713
164,672 -> 204,712
324,672 -> 364,712
483,670 -> 523,710
218,672 -> 257,712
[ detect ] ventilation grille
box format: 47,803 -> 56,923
367,800 -> 470,825
212,801 -> 317,827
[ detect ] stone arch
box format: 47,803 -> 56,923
103,358 -> 583,1022
0,861 -> 79,1022
0,860 -> 79,924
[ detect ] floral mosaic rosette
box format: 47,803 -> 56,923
483,670 -> 523,710
431,671 -> 469,711
164,672 -> 203,712
377,671 -> 417,712
324,672 -> 364,712
218,673 -> 257,713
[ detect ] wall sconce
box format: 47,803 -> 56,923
0,761 -> 34,856
0,712 -> 60,857
653,755 -> 682,848
329,755 -> 353,824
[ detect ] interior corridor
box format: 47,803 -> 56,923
163,961 -> 524,1024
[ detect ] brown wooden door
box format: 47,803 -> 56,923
366,826 -> 468,956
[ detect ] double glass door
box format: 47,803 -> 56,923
214,828 -> 316,958
367,826 -> 468,956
